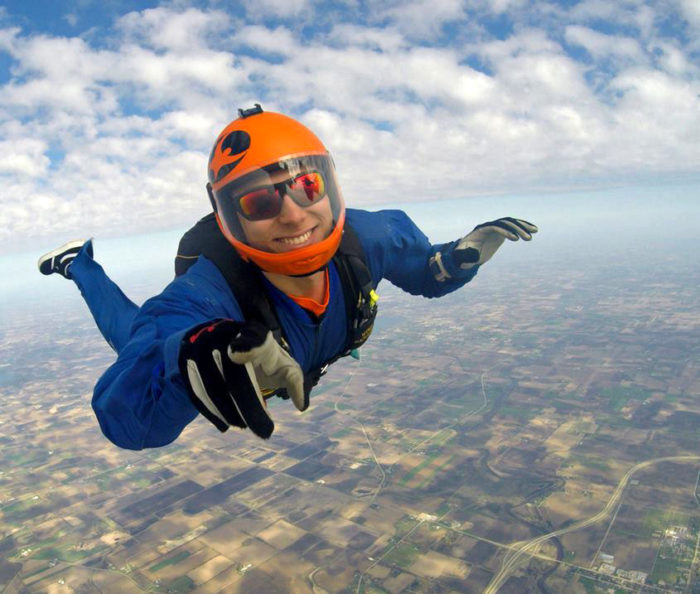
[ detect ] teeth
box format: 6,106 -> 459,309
278,230 -> 312,246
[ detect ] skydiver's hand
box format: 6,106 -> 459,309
228,324 -> 308,413
178,319 -> 302,439
454,217 -> 538,269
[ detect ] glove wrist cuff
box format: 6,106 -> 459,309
429,251 -> 452,282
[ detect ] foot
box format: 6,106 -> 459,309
38,239 -> 91,279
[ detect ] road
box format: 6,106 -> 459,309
484,455 -> 700,594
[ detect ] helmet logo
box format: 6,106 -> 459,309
209,130 -> 251,183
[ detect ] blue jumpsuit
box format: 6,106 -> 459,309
71,209 -> 478,450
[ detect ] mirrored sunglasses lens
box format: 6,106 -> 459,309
288,172 -> 325,204
239,188 -> 281,220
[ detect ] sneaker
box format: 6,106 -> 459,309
38,239 -> 91,279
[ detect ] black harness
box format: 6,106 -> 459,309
175,213 -> 378,397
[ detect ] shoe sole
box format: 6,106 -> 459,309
38,240 -> 87,275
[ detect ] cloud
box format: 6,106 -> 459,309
0,138 -> 49,177
570,0 -> 696,41
487,0 -> 528,14
327,24 -> 408,53
0,2 -> 698,253
678,0 -> 700,28
375,0 -> 466,40
115,6 -> 231,51
64,13 -> 79,28
0,25 -> 20,52
0,32 -> 115,116
240,0 -> 311,19
565,25 -> 645,62
652,40 -> 697,75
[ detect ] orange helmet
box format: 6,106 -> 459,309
207,105 -> 345,276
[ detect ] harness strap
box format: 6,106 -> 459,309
175,214 -> 285,346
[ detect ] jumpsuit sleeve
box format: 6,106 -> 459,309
345,208 -> 479,298
91,257 -> 243,450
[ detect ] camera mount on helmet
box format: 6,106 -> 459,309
238,104 -> 263,119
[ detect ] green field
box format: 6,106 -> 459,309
149,550 -> 191,573
600,386 -> 652,411
33,544 -> 108,563
383,542 -> 420,568
649,555 -> 682,586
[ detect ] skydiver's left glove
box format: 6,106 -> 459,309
454,217 -> 537,270
429,217 -> 538,281
178,319 -> 304,439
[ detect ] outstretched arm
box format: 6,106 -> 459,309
346,209 -> 537,299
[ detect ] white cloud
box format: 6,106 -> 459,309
678,0 -> 700,27
570,0 -> 692,41
0,26 -> 20,53
0,2 -> 698,253
376,0 -> 465,39
111,43 -> 240,104
115,6 -> 230,52
651,40 -> 697,76
612,67 -> 697,109
476,28 -> 564,64
570,1 -> 637,25
476,29 -> 591,106
241,0 -> 311,19
487,0 -> 528,14
0,138 -> 49,177
565,25 -> 645,62
64,13 -> 79,28
327,25 -> 408,53
234,25 -> 299,59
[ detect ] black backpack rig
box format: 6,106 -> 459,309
174,213 -> 378,399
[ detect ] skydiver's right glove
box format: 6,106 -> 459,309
228,326 -> 309,413
178,319 -> 304,439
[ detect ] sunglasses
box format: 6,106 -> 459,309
236,171 -> 327,221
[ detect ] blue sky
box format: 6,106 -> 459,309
0,0 -> 698,254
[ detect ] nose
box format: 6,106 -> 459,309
276,193 -> 306,224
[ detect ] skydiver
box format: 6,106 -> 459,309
38,105 -> 537,450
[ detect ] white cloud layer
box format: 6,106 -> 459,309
0,0 -> 698,252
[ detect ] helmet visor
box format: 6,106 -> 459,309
213,154 -> 344,246
237,170 -> 326,221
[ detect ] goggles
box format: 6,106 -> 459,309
236,170 -> 327,221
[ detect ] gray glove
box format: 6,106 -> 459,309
228,329 -> 307,412
454,217 -> 538,270
429,218 -> 538,281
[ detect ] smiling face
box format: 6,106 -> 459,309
238,193 -> 334,254
212,152 -> 345,276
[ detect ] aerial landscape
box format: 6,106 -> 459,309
1,223 -> 698,594
1,0 -> 698,592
